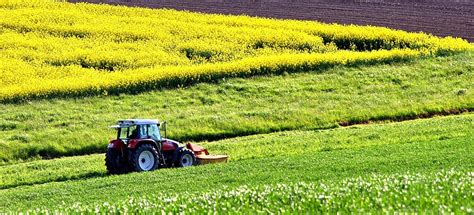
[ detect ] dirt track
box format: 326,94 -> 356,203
70,0 -> 473,41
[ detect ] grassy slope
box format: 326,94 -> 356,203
0,52 -> 473,163
1,113 -> 472,190
0,114 -> 472,211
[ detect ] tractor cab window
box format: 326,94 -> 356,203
118,127 -> 129,139
147,124 -> 161,141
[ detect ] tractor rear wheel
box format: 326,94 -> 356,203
175,148 -> 196,167
130,144 -> 160,172
105,148 -> 129,174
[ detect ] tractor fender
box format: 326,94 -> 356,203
108,139 -> 126,150
128,139 -> 161,151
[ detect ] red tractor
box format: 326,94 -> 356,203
106,119 -> 227,174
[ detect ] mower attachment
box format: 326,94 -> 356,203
186,143 -> 228,165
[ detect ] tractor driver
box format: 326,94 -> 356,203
128,126 -> 139,139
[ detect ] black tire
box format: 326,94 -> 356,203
130,144 -> 160,172
105,148 -> 129,174
175,148 -> 196,167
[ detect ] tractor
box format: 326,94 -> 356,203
106,119 -> 227,174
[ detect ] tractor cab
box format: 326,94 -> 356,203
112,119 -> 162,143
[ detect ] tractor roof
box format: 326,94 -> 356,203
110,119 -> 160,128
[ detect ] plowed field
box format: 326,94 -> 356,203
70,0 -> 474,41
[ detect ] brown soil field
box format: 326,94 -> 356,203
69,0 -> 473,42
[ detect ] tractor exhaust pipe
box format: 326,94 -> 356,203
162,121 -> 167,139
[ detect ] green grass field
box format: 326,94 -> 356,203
1,1 -> 473,213
1,51 -> 472,163
0,114 -> 472,212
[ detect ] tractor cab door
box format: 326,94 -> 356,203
146,124 -> 161,142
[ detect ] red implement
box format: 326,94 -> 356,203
186,143 -> 228,165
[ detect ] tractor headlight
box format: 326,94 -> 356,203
108,143 -> 114,148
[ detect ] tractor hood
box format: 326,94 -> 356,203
162,138 -> 180,145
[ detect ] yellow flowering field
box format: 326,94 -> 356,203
0,0 -> 471,102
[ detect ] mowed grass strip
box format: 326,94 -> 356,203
0,114 -> 472,211
0,52 -> 473,163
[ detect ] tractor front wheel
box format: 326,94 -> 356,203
130,144 -> 160,172
175,148 -> 196,167
105,148 -> 129,174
